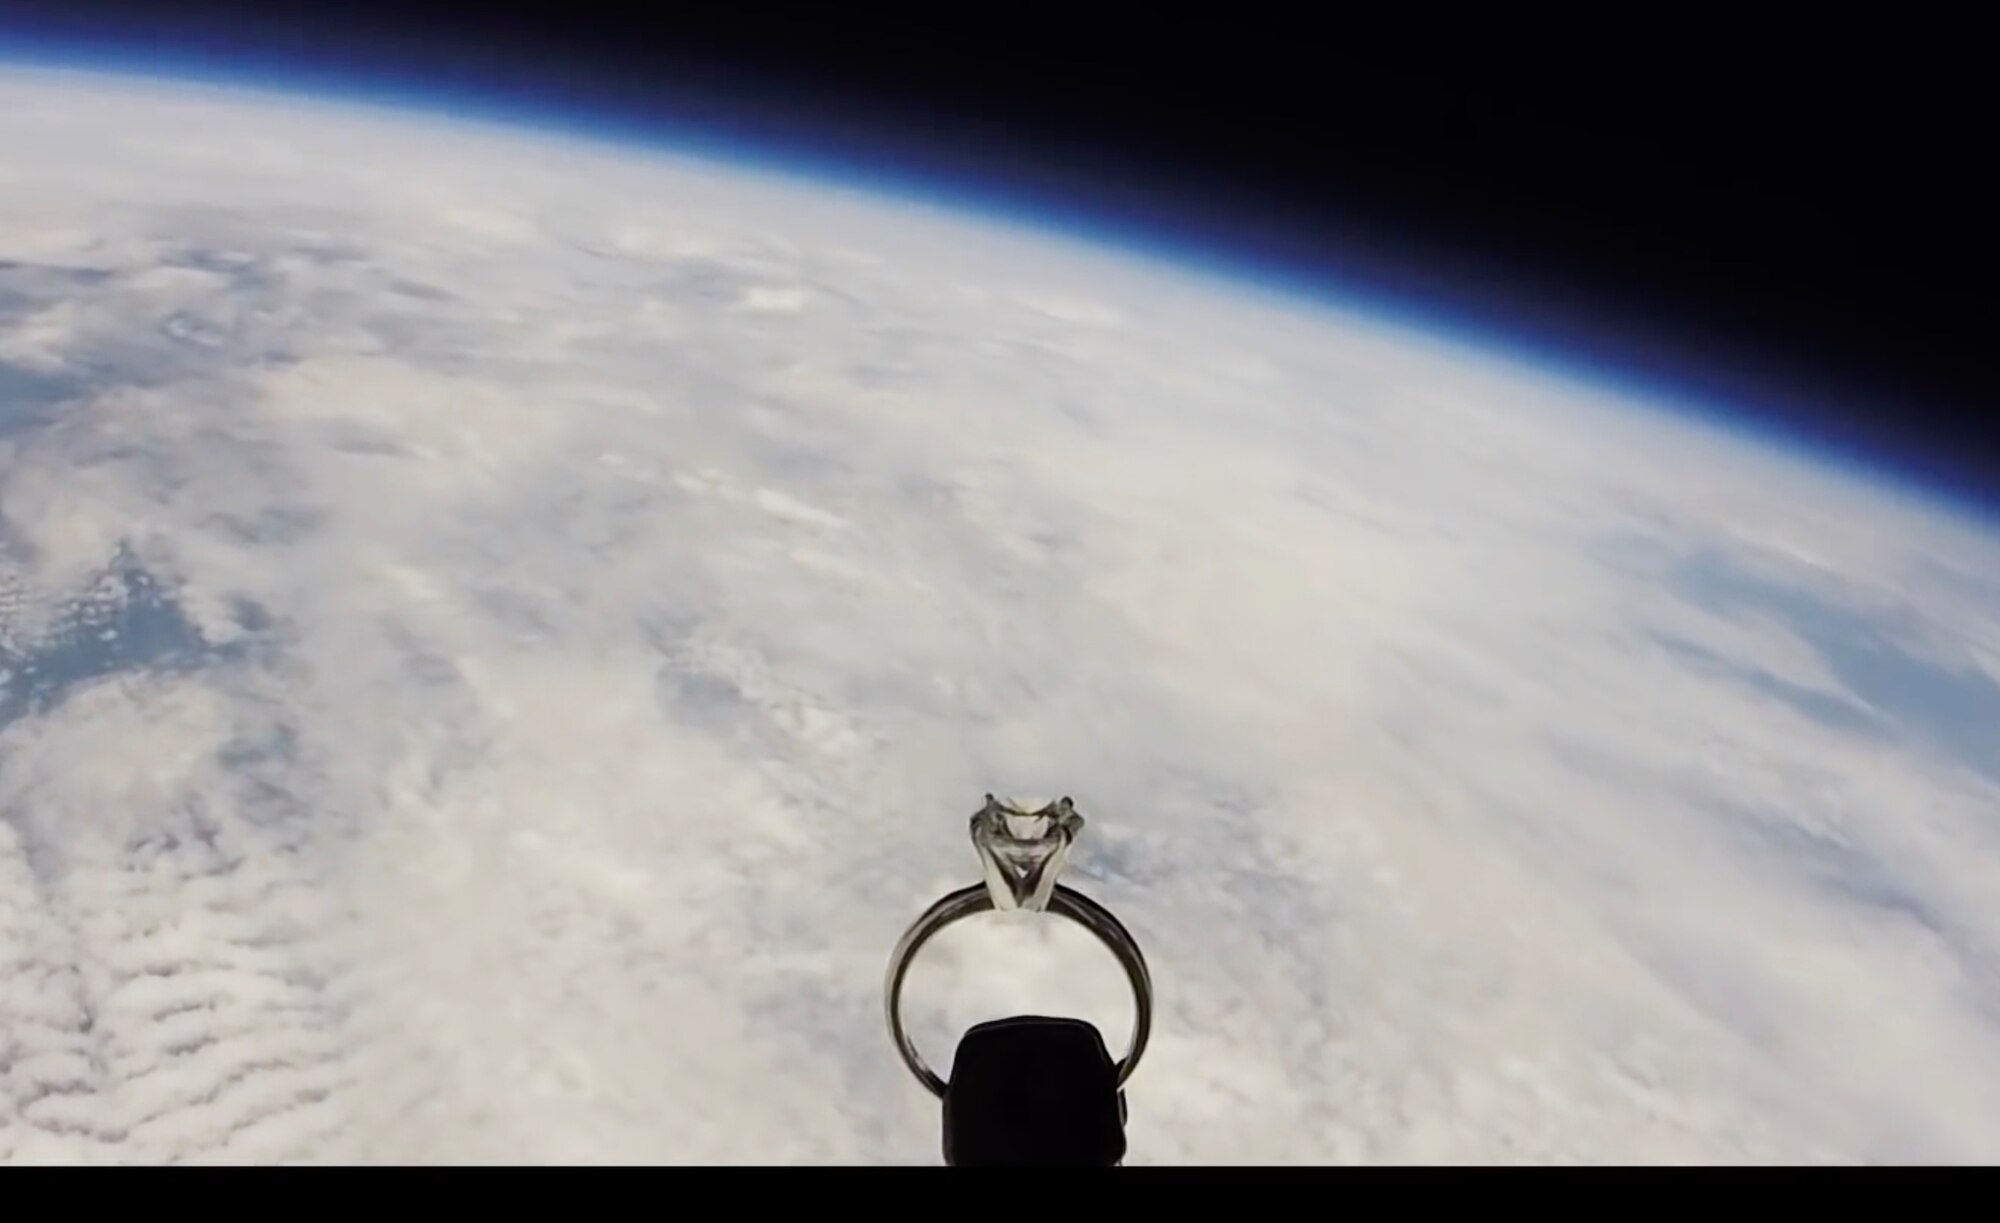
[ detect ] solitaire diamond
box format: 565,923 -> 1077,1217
970,793 -> 1084,912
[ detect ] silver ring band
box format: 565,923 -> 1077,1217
884,880 -> 1153,1098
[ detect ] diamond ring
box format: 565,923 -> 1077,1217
884,795 -> 1154,1098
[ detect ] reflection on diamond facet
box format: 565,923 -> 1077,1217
971,793 -> 1083,912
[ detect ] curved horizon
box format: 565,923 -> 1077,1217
0,37 -> 1988,529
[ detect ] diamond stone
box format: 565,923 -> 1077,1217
970,793 -> 1083,912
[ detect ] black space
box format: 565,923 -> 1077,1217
7,5 -> 1995,511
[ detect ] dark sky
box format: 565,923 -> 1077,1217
7,5 -> 1995,512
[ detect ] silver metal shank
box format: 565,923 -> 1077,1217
884,880 -> 1153,1098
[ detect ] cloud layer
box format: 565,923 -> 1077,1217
1,69 -> 1997,1164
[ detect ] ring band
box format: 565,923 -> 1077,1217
884,880 -> 1153,1098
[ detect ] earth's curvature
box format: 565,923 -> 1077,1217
1,68 -> 1998,1164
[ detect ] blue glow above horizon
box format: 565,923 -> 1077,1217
0,36 -> 1992,531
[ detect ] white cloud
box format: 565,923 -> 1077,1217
0,68 -> 1997,1165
